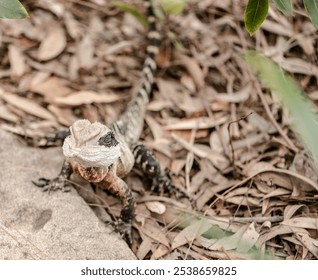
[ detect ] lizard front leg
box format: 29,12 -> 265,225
32,160 -> 72,193
98,173 -> 134,246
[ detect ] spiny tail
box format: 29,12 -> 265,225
113,0 -> 161,146
138,0 -> 161,104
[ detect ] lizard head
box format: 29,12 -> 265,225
62,119 -> 121,170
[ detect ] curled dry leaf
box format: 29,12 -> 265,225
37,24 -> 66,61
284,204 -> 308,221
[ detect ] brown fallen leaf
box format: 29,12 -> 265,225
165,116 -> 228,130
171,220 -> 211,249
8,45 -> 26,78
30,75 -> 72,101
0,92 -> 55,121
196,225 -> 248,251
0,105 -> 19,123
174,51 -> 205,90
284,204 -> 308,221
151,244 -> 170,260
52,91 -> 126,106
136,236 -> 153,260
296,233 -> 318,259
215,83 -> 252,103
77,33 -> 96,70
137,221 -> 170,248
145,201 -> 166,215
236,222 -> 259,253
282,217 -> 318,229
256,224 -> 308,248
48,105 -> 77,126
64,12 -> 82,39
37,24 -> 66,61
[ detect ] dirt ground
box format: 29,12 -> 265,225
0,0 -> 318,259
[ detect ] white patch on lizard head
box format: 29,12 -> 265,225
62,119 -> 121,168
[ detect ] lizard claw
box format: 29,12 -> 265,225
112,220 -> 132,246
32,176 -> 71,193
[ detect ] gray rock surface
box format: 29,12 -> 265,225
0,129 -> 135,259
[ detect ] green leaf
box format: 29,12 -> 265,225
303,0 -> 318,29
113,1 -> 148,25
272,0 -> 293,16
0,0 -> 29,19
161,0 -> 187,15
245,52 -> 318,163
244,0 -> 269,35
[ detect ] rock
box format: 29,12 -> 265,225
0,129 -> 135,259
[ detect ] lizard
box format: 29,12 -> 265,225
33,0 -> 176,245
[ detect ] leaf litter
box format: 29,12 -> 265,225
0,0 -> 318,259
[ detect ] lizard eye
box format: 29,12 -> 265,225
98,131 -> 119,148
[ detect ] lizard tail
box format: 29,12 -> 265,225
136,0 -> 161,105
113,0 -> 161,146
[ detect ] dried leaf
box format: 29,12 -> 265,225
53,91 -> 125,106
165,116 -> 227,130
37,24 -> 66,61
216,83 -> 252,103
30,75 -> 72,101
237,222 -> 259,253
0,105 -> 19,123
139,222 -> 170,247
151,244 -> 170,260
8,45 -> 26,78
296,233 -> 318,259
0,92 -> 55,120
282,217 -> 318,229
174,52 -> 205,90
64,12 -> 82,39
145,201 -> 166,214
77,34 -> 96,70
172,220 -> 211,249
284,205 -> 308,220
136,237 -> 153,260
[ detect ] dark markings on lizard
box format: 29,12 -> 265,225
33,0 -> 189,246
98,131 -> 119,148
